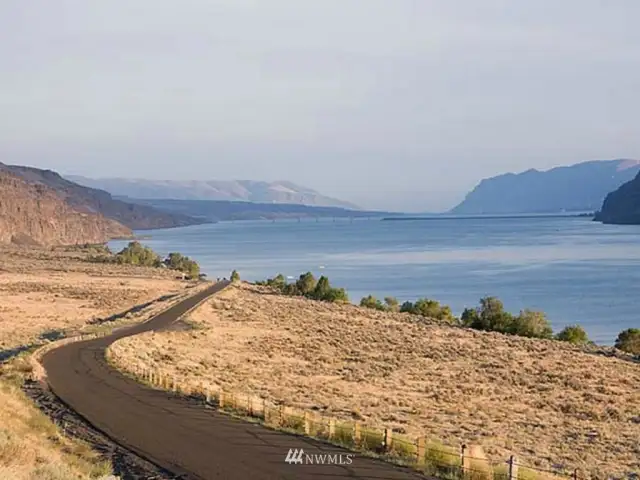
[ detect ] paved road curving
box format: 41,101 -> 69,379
42,282 -> 427,480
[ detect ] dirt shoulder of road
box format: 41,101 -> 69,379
109,283 -> 640,479
0,244 -> 197,479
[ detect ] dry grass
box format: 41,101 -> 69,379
110,283 -> 640,479
0,381 -> 112,480
0,244 -> 191,354
0,244 -> 198,478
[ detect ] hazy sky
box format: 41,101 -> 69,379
1,1 -> 639,211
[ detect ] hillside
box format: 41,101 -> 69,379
594,171 -> 640,224
451,159 -> 640,215
0,172 -> 131,246
108,283 -> 640,479
0,164 -> 206,230
120,198 -> 391,221
66,175 -> 359,209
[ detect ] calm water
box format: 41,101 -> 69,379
111,216 -> 640,345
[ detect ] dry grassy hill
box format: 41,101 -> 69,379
109,283 -> 640,479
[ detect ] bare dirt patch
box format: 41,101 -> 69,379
110,284 -> 640,479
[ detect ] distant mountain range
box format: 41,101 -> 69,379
123,198 -> 392,222
66,176 -> 359,210
451,159 -> 640,215
594,171 -> 640,224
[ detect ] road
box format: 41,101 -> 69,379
42,282 -> 427,480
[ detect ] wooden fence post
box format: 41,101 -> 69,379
384,428 -> 393,451
304,412 -> 311,435
353,422 -> 361,444
263,398 -> 268,422
461,444 -> 469,473
508,455 -> 518,480
205,388 -> 211,404
248,396 -> 254,416
219,389 -> 225,408
328,418 -> 336,439
416,436 -> 426,465
172,376 -> 177,393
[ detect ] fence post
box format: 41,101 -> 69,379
263,398 -> 268,422
353,422 -> 361,444
219,389 -> 225,408
328,418 -> 336,439
304,412 -> 311,435
461,444 -> 469,473
384,428 -> 393,451
279,404 -> 286,426
205,388 -> 211,404
573,469 -> 579,480
172,376 -> 178,393
508,455 -> 518,480
248,396 -> 254,416
416,436 -> 426,465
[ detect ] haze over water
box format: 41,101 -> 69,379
111,216 -> 640,345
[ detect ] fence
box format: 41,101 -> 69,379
109,358 -> 589,480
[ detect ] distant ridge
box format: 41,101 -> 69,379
451,159 -> 640,215
595,170 -> 640,224
66,176 -> 359,210
0,163 -> 206,230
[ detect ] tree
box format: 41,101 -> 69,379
164,252 -> 200,278
475,296 -> 514,333
312,276 -> 331,300
296,272 -> 317,296
384,296 -> 399,312
400,301 -> 416,314
323,287 -> 349,303
556,325 -> 590,344
230,270 -> 241,282
270,274 -> 286,289
460,307 -> 480,327
360,295 -> 386,311
615,328 -> 640,355
510,310 -> 553,339
116,241 -> 161,267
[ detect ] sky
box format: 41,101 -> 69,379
1,1 -> 639,212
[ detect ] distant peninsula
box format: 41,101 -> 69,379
451,159 -> 640,215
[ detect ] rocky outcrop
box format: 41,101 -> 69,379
0,172 -> 131,246
451,159 -> 640,215
0,164 -> 207,230
594,171 -> 640,224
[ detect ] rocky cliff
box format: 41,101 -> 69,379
0,164 -> 206,230
594,171 -> 640,224
451,159 -> 640,215
0,172 -> 131,246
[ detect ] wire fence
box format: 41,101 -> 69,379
112,359 -> 594,480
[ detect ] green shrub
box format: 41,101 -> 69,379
400,298 -> 455,323
556,325 -> 590,344
360,295 -> 386,311
164,252 -> 200,278
296,272 -> 317,296
384,296 -> 400,312
116,241 -> 162,267
509,309 -> 553,339
615,328 -> 640,355
310,276 -> 331,300
230,270 -> 241,282
323,287 -> 349,303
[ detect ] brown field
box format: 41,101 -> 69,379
109,283 -> 640,479
0,244 -> 194,355
0,244 -> 197,478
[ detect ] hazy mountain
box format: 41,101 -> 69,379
451,159 -> 640,215
594,171 -> 640,224
66,176 -> 359,209
121,198 -> 392,222
0,163 -> 205,230
0,170 -> 131,246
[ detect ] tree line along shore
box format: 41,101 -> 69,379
87,241 -> 640,355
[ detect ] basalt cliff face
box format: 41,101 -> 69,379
0,163 -> 206,230
0,172 -> 131,246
